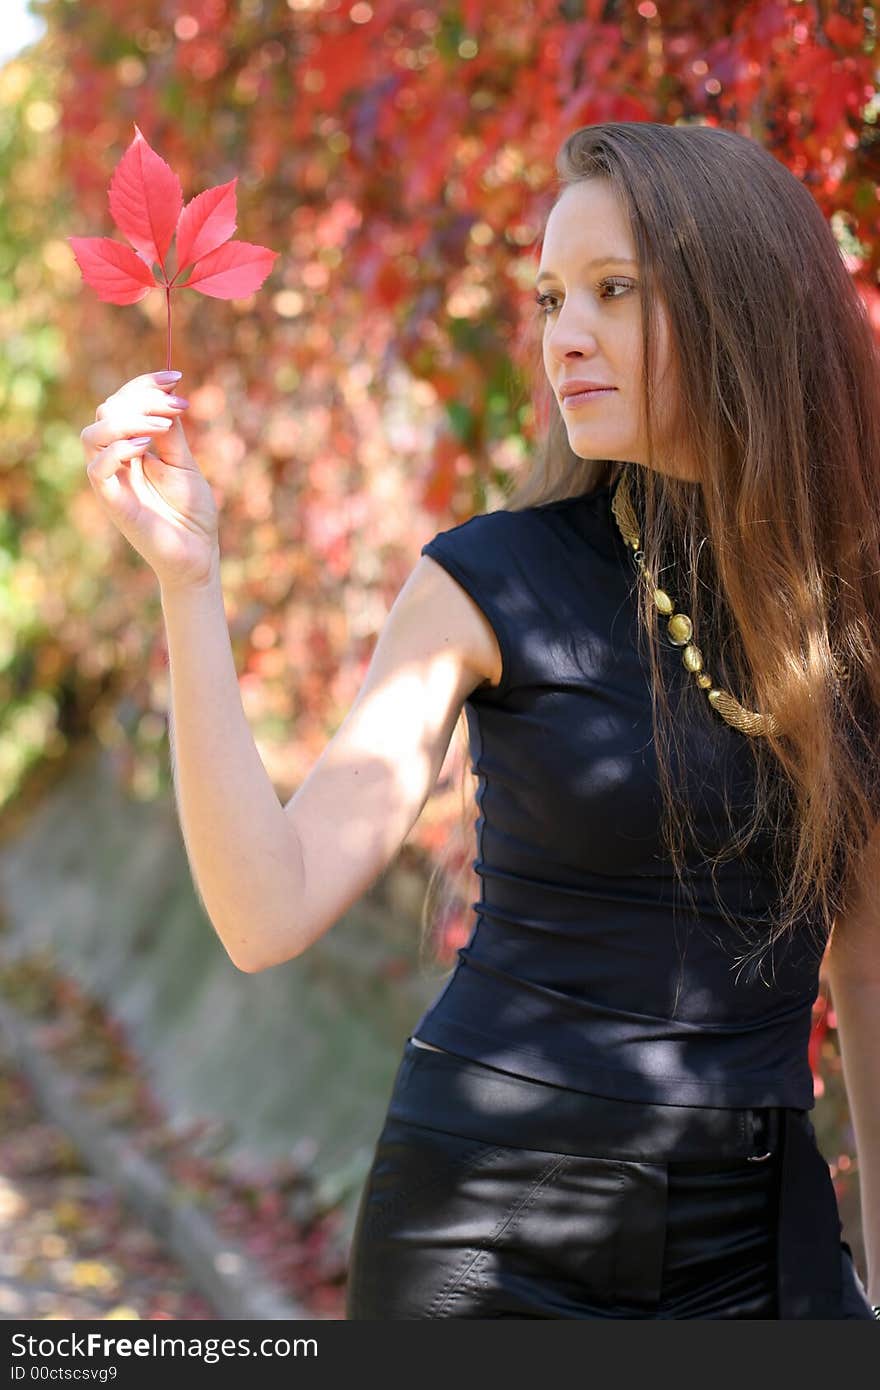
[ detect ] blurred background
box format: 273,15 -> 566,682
0,0 -> 877,1319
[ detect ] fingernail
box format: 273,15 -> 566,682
155,370 -> 182,383
167,395 -> 189,408
130,436 -> 152,446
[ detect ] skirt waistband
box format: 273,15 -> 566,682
394,1039 -> 781,1163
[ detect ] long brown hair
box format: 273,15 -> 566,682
420,121 -> 880,988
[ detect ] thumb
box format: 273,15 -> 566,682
150,413 -> 197,470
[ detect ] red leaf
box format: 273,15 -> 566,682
824,13 -> 863,47
107,123 -> 183,271
174,177 -> 239,276
176,240 -> 279,299
69,123 -> 278,364
66,236 -> 157,304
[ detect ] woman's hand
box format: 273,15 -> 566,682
81,370 -> 220,592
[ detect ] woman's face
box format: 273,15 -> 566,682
537,178 -> 698,483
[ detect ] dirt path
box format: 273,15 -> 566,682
0,1044 -> 215,1320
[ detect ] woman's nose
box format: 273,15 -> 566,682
547,325 -> 601,364
545,304 -> 600,359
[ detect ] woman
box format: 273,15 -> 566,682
80,121 -> 880,1318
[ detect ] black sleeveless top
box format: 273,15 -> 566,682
412,478 -> 826,1110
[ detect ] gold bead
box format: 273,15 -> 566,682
610,463 -> 778,739
682,643 -> 703,673
667,612 -> 693,646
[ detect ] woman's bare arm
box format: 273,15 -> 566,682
826,828 -> 880,1303
160,552 -> 501,972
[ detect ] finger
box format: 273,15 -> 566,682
87,452 -> 142,525
82,413 -> 178,453
94,369 -> 185,418
87,435 -> 152,485
110,385 -> 190,416
94,391 -> 188,426
117,373 -> 187,416
122,369 -> 185,396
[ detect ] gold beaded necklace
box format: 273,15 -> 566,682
610,463 -> 781,739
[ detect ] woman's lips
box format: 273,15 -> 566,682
563,388 -> 617,408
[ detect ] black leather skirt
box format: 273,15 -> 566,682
344,1039 -> 876,1319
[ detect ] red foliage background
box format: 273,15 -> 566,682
2,0 -> 877,1262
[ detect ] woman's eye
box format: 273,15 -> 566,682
534,291 -> 558,315
601,277 -> 635,298
533,279 -> 635,316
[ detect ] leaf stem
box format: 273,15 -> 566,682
165,284 -> 172,372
